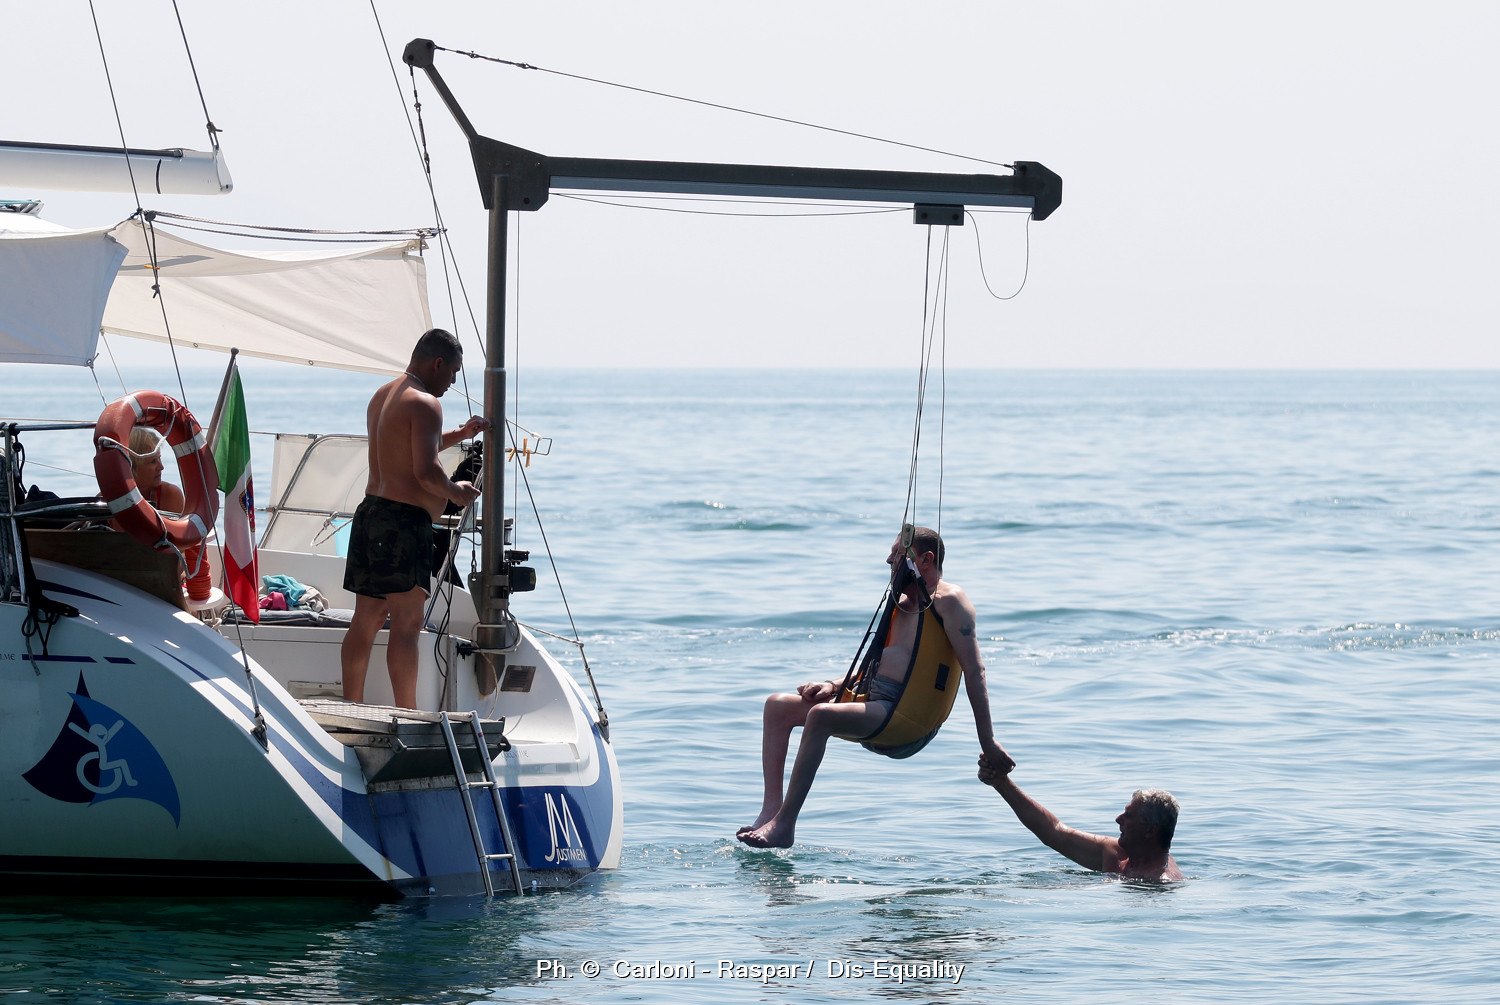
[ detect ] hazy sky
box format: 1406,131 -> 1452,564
8,1 -> 1499,369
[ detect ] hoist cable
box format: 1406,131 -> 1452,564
432,43 -> 1013,170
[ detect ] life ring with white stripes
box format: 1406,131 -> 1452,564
93,391 -> 220,552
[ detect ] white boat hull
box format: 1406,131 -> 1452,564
0,559 -> 621,897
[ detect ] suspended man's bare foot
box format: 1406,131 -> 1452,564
736,811 -> 778,838
737,819 -> 794,849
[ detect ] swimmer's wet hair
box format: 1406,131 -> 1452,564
1133,788 -> 1180,850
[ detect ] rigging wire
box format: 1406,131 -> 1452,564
560,192 -> 907,209
88,3 -> 268,745
407,65 -> 482,363
555,193 -> 907,219
373,1 -> 491,698
138,220 -> 428,245
369,0 -> 481,363
92,335 -> 128,400
505,419 -> 609,730
837,226 -> 956,694
85,3 -> 192,411
372,0 -> 481,502
902,225 -> 952,535
926,228 -> 951,536
902,227 -> 935,532
968,209 -> 1032,301
371,3 -> 605,725
169,0 -> 221,151
937,231 -> 951,535
434,43 -> 1013,170
145,210 -> 435,239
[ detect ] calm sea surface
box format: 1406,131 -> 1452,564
2,366 -> 1498,1003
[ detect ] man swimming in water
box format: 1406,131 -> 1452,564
339,328 -> 490,708
736,526 -> 1015,849
977,757 -> 1183,881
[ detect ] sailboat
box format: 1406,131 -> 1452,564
0,143 -> 621,897
0,22 -> 1059,898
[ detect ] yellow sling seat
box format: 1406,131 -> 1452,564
838,600 -> 959,759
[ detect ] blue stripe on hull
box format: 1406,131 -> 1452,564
264,708 -> 617,891
144,636 -> 617,894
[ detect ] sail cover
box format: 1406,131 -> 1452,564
0,213 -> 126,365
0,215 -> 430,374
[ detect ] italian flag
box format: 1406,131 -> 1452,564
212,366 -> 259,623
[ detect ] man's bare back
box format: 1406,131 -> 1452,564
366,375 -> 449,520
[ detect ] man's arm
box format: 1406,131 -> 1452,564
363,383 -> 387,495
978,762 -> 1117,873
439,415 -> 491,451
939,590 -> 1015,771
410,399 -> 480,506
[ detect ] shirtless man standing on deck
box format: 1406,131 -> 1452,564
736,526 -> 1015,849
339,328 -> 490,708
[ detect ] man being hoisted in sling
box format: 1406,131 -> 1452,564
737,525 -> 1015,849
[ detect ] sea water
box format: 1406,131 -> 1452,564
1,366 -> 1497,1004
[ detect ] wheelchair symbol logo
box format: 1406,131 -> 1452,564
23,675 -> 180,825
68,720 -> 139,795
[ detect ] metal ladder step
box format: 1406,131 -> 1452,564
437,710 -> 524,896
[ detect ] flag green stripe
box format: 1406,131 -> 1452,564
212,369 -> 251,478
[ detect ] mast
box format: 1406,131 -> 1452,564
402,38 -> 1062,657
479,170 -> 509,655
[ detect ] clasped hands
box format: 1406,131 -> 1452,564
797,679 -> 839,704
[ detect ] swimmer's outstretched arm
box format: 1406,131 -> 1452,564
977,759 -> 1113,873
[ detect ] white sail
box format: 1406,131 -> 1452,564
101,219 -> 429,375
0,214 -> 429,374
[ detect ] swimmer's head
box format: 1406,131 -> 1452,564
1124,788 -> 1179,852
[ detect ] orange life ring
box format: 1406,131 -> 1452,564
94,391 -> 220,553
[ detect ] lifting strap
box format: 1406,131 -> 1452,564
834,555 -> 960,754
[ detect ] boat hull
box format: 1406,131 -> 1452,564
0,561 -> 620,897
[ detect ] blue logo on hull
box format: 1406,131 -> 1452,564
23,675 -> 180,825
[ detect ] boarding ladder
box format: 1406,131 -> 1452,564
438,710 -> 525,896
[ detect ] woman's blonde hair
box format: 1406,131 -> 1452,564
127,426 -> 164,462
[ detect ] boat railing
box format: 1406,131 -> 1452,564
1,420 -> 158,605
260,431 -> 471,555
2,419 -> 100,513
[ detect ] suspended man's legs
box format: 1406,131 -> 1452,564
737,698 -> 890,849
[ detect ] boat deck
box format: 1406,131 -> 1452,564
299,698 -> 508,785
